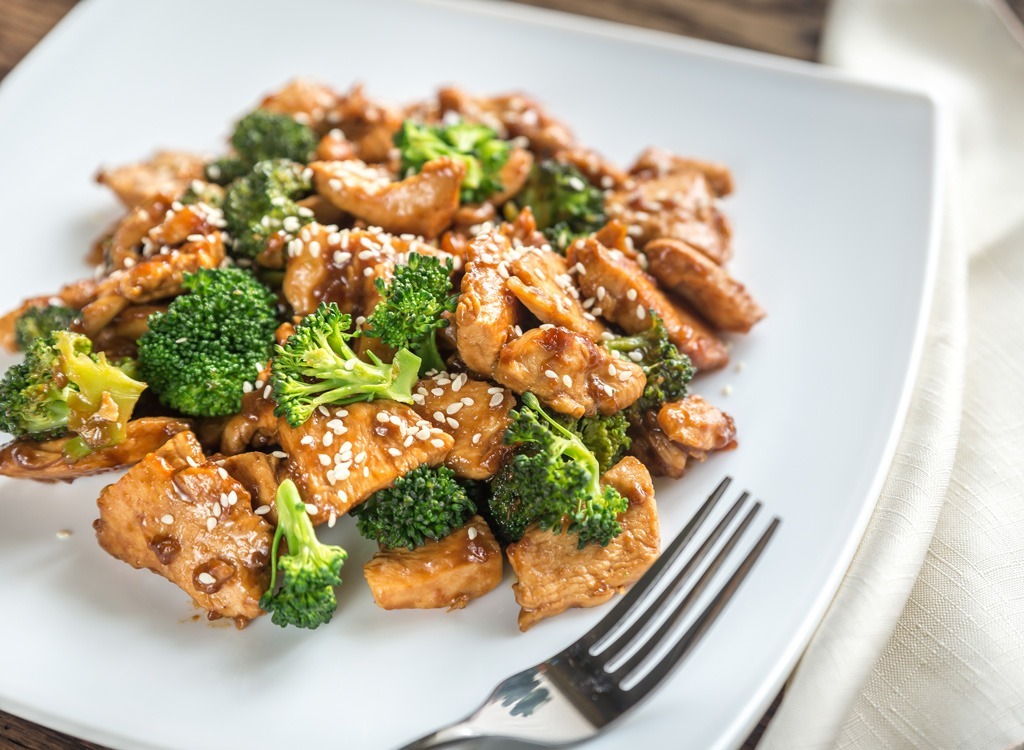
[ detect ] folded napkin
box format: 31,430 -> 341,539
761,1 -> 1024,747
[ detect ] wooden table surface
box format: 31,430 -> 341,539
0,0 -> 812,748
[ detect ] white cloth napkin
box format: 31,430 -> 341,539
760,1 -> 1024,748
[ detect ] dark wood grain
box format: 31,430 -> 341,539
0,0 -> 810,747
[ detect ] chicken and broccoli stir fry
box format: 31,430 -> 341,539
0,80 -> 764,631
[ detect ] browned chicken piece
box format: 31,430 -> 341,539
431,87 -> 575,156
146,202 -> 222,248
363,516 -> 503,610
78,295 -> 130,339
311,158 -> 464,238
645,238 -> 765,333
94,431 -> 272,626
220,369 -> 279,456
104,192 -> 175,270
628,146 -> 734,197
216,452 -> 283,525
410,373 -> 514,480
593,220 -> 640,261
451,203 -> 497,234
606,167 -> 733,265
502,206 -> 549,249
90,304 -> 164,360
507,456 -> 661,630
283,224 -> 451,318
507,248 -> 606,341
568,238 -> 729,371
0,417 -> 191,482
627,411 -> 689,479
486,147 -> 534,205
316,130 -> 359,162
277,402 -> 453,526
657,395 -> 737,460
96,151 -> 206,208
456,229 -> 521,375
494,326 -> 645,418
552,145 -> 630,190
259,78 -> 339,132
325,84 -> 403,163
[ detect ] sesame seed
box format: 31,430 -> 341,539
431,388 -> 444,397
388,447 -> 401,457
489,393 -> 504,407
161,514 -> 174,524
416,428 -> 431,441
735,361 -> 748,373
217,468 -> 228,479
628,351 -> 644,362
212,503 -> 222,517
242,382 -> 253,393
376,412 -> 390,423
433,410 -> 445,422
636,305 -> 647,320
255,505 -> 271,515
626,289 -> 638,301
596,287 -> 606,301
403,435 -> 414,447
323,432 -> 333,446
175,337 -> 188,344
722,384 -> 733,396
545,369 -> 558,380
603,384 -> 615,397
206,517 -> 217,531
446,417 -> 460,430
198,572 -> 217,586
227,491 -> 238,506
301,435 -> 315,445
389,414 -> 402,426
472,433 -> 482,445
318,406 -> 331,416
562,374 -> 572,387
574,262 -> 586,275
263,385 -> 272,399
446,402 -> 463,415
467,526 -> 479,540
608,364 -> 618,376
318,454 -> 331,466
461,397 -> 475,406
328,511 -> 338,528
431,438 -> 446,448
618,370 -> 633,382
271,450 -> 287,459
305,503 -> 318,515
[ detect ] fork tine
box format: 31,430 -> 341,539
623,516 -> 782,701
607,501 -> 763,680
592,490 -> 750,662
577,477 -> 733,650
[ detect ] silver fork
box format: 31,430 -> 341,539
399,477 -> 781,749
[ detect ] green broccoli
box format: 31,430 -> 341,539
604,312 -> 695,413
394,119 -> 511,204
511,160 -> 606,251
489,392 -> 628,549
221,159 -> 313,259
178,180 -> 224,208
259,479 -> 347,630
270,302 -> 421,427
363,253 -> 457,374
14,305 -> 80,351
0,331 -> 146,458
352,465 -> 476,550
137,268 -> 278,418
206,110 -> 318,185
574,412 -> 632,474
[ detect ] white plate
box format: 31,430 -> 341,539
0,1 -> 940,748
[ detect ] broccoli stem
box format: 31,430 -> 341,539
267,480 -> 309,594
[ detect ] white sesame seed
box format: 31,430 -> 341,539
603,384 -> 615,397
412,393 -> 425,404
467,526 -> 479,540
318,406 -> 330,416
416,428 -> 431,441
628,351 -> 644,362
545,370 -> 558,380
403,435 -> 414,447
433,411 -> 445,422
376,412 -> 390,423
472,433 -> 482,445
271,450 -> 287,459
431,388 -> 444,397
212,503 -> 222,517
198,572 -> 217,586
489,393 -> 504,407
431,438 -> 446,448
254,505 -> 271,515
263,385 -> 272,399
721,384 -> 733,396
301,435 -> 315,445
389,414 -> 403,426
388,447 -> 401,457
446,402 -> 463,415
446,417 -> 460,430
636,305 -> 647,320
318,454 -> 331,466
574,262 -> 586,275
323,432 -> 333,447
217,467 -> 228,479
206,517 -> 217,531
305,503 -> 319,515
462,397 -> 475,406
161,514 -> 174,524
242,381 -> 253,393
618,370 -> 633,382
328,511 -> 338,528
735,361 -> 747,373
608,364 -> 618,376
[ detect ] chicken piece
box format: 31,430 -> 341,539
657,396 -> 737,460
220,372 -> 279,455
627,411 -> 689,479
95,232 -> 226,305
94,431 -> 272,626
606,167 -> 733,265
324,84 -> 403,163
628,146 -> 734,197
507,456 -> 661,630
104,193 -> 175,270
411,373 -> 513,480
456,230 -> 521,375
96,151 -> 206,208
502,206 -> 548,249
494,326 -> 645,418
645,239 -> 765,333
507,248 -> 606,341
277,401 -> 453,526
90,304 -> 164,360
216,452 -> 283,525
552,145 -> 630,190
486,147 -> 534,205
311,158 -> 463,238
568,238 -> 728,371
0,417 -> 191,482
451,202 -> 497,234
363,516 -> 503,610
593,220 -> 640,261
259,78 -> 339,132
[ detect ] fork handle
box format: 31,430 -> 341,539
397,721 -> 481,749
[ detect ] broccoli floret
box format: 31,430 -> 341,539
137,268 -> 278,418
363,253 -> 457,374
178,180 -> 224,208
352,465 -> 476,550
575,412 -> 632,474
0,331 -> 146,458
394,119 -> 511,204
270,302 -> 421,427
489,392 -> 628,549
206,110 -> 318,185
221,159 -> 313,259
259,479 -> 347,629
511,160 -> 606,251
604,312 -> 695,413
14,305 -> 80,351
